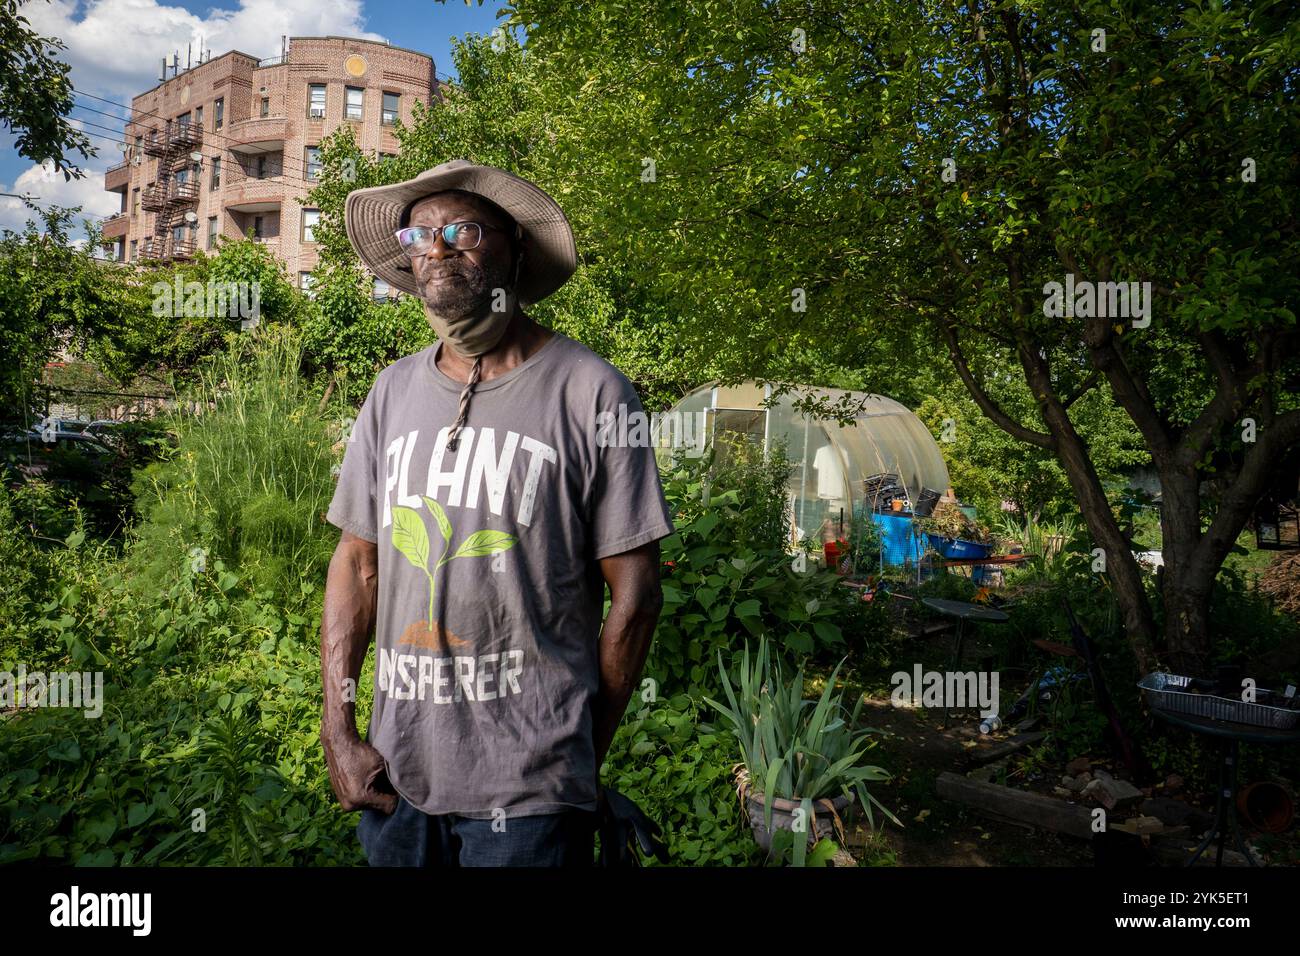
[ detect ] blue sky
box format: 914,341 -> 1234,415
2,0 -> 510,235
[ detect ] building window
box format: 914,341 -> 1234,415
177,111 -> 190,128
214,98 -> 224,130
373,277 -> 393,301
207,216 -> 218,250
345,86 -> 363,121
129,239 -> 137,261
255,155 -> 268,179
382,91 -> 399,125
260,96 -> 270,118
252,215 -> 264,239
301,209 -> 320,243
308,84 -> 326,118
175,165 -> 188,185
132,187 -> 140,216
304,146 -> 322,181
211,156 -> 221,189
195,105 -> 203,128
299,271 -> 315,298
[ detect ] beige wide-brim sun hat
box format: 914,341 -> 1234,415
344,158 -> 578,306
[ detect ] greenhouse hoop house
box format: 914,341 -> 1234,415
653,381 -> 951,568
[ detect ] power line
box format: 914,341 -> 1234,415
72,103 -> 318,191
74,110 -> 319,192
74,87 -> 321,184
73,86 -> 393,189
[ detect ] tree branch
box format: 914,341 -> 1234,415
942,319 -> 1057,450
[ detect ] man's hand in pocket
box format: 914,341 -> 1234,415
322,730 -> 399,814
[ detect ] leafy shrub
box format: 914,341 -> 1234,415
0,330 -> 368,866
600,693 -> 761,866
652,441 -> 891,697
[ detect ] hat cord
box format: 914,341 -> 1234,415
446,354 -> 483,452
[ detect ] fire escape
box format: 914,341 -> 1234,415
140,118 -> 202,261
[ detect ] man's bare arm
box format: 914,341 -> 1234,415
591,539 -> 666,784
319,530 -> 398,814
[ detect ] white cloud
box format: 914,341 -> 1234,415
22,0 -> 385,101
0,162 -> 122,239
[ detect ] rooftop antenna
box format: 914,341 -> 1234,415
159,57 -> 166,82
186,42 -> 192,71
281,35 -> 287,60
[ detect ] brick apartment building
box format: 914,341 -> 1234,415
101,36 -> 440,298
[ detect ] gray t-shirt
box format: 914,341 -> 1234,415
326,330 -> 675,819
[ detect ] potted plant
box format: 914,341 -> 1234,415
705,637 -> 901,865
921,501 -> 994,559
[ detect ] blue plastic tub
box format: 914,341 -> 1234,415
926,534 -> 993,560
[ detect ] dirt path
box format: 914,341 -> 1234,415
844,699 -> 1093,866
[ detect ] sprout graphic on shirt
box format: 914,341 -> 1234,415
391,495 -> 517,645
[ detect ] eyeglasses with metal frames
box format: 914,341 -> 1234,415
395,221 -> 510,256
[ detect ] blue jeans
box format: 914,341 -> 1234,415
357,793 -> 597,867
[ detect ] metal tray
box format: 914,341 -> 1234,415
1138,672 -> 1300,730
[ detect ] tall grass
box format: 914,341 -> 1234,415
126,324 -> 340,605
993,511 -> 1079,580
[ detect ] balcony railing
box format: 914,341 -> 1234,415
226,116 -> 288,150
171,239 -> 197,259
141,131 -> 169,156
168,123 -> 203,148
141,185 -> 168,211
100,212 -> 130,239
167,181 -> 200,204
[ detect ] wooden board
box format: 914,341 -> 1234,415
936,771 -> 1096,840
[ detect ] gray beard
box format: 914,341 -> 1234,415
420,256 -> 511,321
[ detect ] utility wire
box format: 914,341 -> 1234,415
73,86 -> 393,188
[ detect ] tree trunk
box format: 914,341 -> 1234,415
1160,580 -> 1213,675
1155,468 -> 1214,672
1017,346 -> 1159,673
1051,425 -> 1159,675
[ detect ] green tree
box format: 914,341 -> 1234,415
0,204 -> 146,420
0,0 -> 95,178
85,236 -> 305,392
488,0 -> 1299,672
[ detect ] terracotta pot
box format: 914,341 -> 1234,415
1237,782 -> 1294,834
734,765 -> 854,852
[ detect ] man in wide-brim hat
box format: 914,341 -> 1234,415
319,160 -> 675,867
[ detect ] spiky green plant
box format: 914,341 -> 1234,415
704,637 -> 900,865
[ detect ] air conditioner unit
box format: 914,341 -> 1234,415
309,107 -> 325,118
